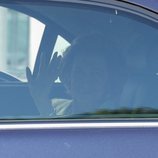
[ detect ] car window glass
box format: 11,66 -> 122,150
0,3 -> 158,119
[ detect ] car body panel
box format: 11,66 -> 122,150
0,127 -> 158,158
127,0 -> 158,11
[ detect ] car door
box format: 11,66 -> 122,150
0,0 -> 158,158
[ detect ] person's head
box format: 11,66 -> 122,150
60,33 -> 120,106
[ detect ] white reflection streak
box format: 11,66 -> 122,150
29,18 -> 45,72
115,10 -> 118,15
0,122 -> 158,130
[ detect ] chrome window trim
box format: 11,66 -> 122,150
1,121 -> 158,130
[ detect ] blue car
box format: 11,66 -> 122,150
0,0 -> 158,157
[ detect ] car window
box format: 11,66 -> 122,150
0,2 -> 158,119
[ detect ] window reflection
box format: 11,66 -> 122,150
0,7 -> 45,81
0,3 -> 158,119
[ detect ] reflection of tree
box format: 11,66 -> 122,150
69,107 -> 158,119
95,107 -> 158,115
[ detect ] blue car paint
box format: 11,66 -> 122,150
128,0 -> 158,11
0,1 -> 157,158
0,128 -> 158,158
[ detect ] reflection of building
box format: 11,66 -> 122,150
6,9 -> 30,80
0,6 -> 45,81
0,7 -> 8,72
0,7 -> 29,80
0,6 -> 64,81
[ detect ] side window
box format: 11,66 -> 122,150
0,2 -> 158,119
0,6 -> 45,81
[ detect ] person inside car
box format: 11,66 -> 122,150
26,33 -> 124,117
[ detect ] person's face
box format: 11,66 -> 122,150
70,52 -> 108,106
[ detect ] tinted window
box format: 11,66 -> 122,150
0,3 -> 158,119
